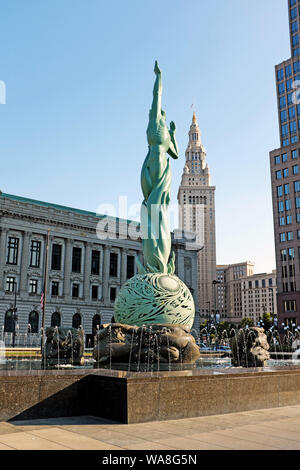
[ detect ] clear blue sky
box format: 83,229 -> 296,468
0,0 -> 290,274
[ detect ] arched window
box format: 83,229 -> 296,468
4,310 -> 13,332
28,311 -> 39,333
72,313 -> 81,329
92,314 -> 101,335
51,312 -> 61,327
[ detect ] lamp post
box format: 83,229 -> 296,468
212,280 -> 221,324
206,301 -> 211,327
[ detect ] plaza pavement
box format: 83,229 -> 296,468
0,405 -> 300,450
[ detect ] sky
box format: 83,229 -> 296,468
0,0 -> 291,274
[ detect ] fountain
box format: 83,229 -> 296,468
1,63 -> 300,424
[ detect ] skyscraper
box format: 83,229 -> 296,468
178,112 -> 216,318
270,0 -> 300,330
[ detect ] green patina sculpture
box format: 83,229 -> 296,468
114,62 -> 195,329
137,61 -> 178,275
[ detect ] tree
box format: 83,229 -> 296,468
239,317 -> 254,329
262,312 -> 272,331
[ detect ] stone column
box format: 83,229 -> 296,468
63,238 -> 73,299
84,242 -> 92,300
20,231 -> 31,296
0,228 -> 8,292
120,248 -> 127,286
102,245 -> 110,304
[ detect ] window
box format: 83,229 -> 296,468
269,278 -> 273,287
282,153 -> 288,162
296,197 -> 300,208
288,231 -> 294,240
72,313 -> 81,329
280,96 -> 286,108
91,250 -> 100,275
127,255 -> 135,279
51,312 -> 61,327
92,314 -> 101,335
280,233 -> 286,242
51,281 -> 59,296
283,139 -> 290,147
72,283 -> 79,298
6,277 -> 15,292
289,248 -> 295,259
279,217 -> 285,226
287,215 -> 293,224
286,64 -> 293,76
291,120 -> 297,133
262,279 -> 266,288
109,253 -> 118,277
92,285 -> 98,300
287,78 -> 293,92
281,249 -> 287,261
28,311 -> 39,333
286,199 -> 292,210
283,168 -> 289,177
278,82 -> 285,94
292,20 -> 298,33
277,186 -> 283,197
292,136 -> 298,143
7,237 -> 19,265
284,183 -> 290,195
29,279 -> 38,294
293,165 -> 299,174
295,60 -> 300,73
292,149 -> 298,159
72,247 -> 82,273
297,213 -> 300,222
30,240 -> 41,268
276,170 -> 282,179
281,110 -> 287,122
291,7 -> 297,20
293,34 -> 299,47
278,201 -> 284,212
284,300 -> 296,312
4,310 -> 14,333
110,287 -> 117,302
277,68 -> 284,81
297,229 -> 300,238
295,181 -> 300,192
282,124 -> 288,136
51,244 -> 62,270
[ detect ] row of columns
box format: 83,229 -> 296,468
0,229 -> 142,304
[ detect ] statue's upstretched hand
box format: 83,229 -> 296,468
170,121 -> 176,133
154,60 -> 161,75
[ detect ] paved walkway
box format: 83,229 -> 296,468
0,406 -> 300,450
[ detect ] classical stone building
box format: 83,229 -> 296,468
0,192 -> 200,343
177,112 -> 216,317
269,0 -> 300,330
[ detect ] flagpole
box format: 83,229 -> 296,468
41,229 -> 50,361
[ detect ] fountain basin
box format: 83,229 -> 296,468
1,365 -> 300,424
